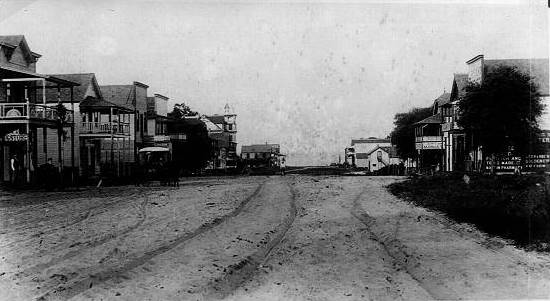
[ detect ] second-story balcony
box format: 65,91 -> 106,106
415,136 -> 443,150
80,121 -> 130,136
0,102 -> 73,124
1,65 -> 79,126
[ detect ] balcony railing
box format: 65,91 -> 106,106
0,103 -> 73,123
415,136 -> 441,142
81,122 -> 130,135
415,135 -> 443,150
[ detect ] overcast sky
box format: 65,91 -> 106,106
1,0 -> 547,165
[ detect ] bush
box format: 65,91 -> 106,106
388,173 -> 550,246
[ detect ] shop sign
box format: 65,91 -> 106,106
4,132 -> 28,142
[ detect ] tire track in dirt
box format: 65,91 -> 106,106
203,180 -> 297,299
350,187 -> 447,300
18,196 -> 150,279
36,181 -> 266,301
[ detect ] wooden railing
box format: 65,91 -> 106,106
0,103 -> 73,123
415,136 -> 441,142
80,121 -> 130,135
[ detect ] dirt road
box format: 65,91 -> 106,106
1,176 -> 549,300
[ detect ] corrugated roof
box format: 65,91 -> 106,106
241,144 -> 280,153
484,59 -> 549,96
415,113 -> 442,125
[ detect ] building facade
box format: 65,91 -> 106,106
145,94 -> 171,151
241,143 -> 282,168
201,105 -> 237,169
416,54 -> 550,172
346,138 -> 392,169
101,81 -> 149,162
0,35 -> 79,184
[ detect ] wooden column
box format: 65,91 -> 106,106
70,87 -> 75,185
24,84 -> 30,183
57,85 -> 63,187
26,122 -> 31,183
110,107 -> 114,167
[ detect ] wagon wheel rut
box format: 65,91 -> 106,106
35,180 -> 267,301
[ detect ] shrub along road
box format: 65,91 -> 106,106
0,176 -> 549,300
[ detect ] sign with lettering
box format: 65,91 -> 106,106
416,142 -> 443,150
5,133 -> 28,142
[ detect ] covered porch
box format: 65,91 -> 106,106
0,66 -> 79,185
78,97 -> 134,179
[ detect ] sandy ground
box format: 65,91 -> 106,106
1,176 -> 550,300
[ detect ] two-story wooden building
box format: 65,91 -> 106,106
101,81 -> 149,162
44,73 -> 134,179
0,35 -> 79,184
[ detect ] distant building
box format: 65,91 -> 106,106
346,137 -> 391,169
200,104 -> 238,169
145,94 -> 171,151
241,143 -> 282,168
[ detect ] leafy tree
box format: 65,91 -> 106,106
168,104 -> 212,172
168,103 -> 198,119
390,107 -> 433,160
457,65 -> 544,164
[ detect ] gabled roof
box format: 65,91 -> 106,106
184,116 -> 206,126
484,58 -> 549,96
433,93 -> 451,107
450,73 -> 469,102
0,35 -> 41,59
241,144 -> 280,153
47,73 -> 98,102
205,115 -> 225,124
79,96 -> 133,112
351,138 -> 390,146
101,85 -> 136,111
415,113 -> 442,125
200,116 -> 223,132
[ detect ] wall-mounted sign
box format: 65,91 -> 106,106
416,141 -> 443,150
5,132 -> 28,142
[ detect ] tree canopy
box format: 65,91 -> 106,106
168,103 -> 212,172
390,106 -> 433,160
457,65 -> 544,158
168,103 -> 198,119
